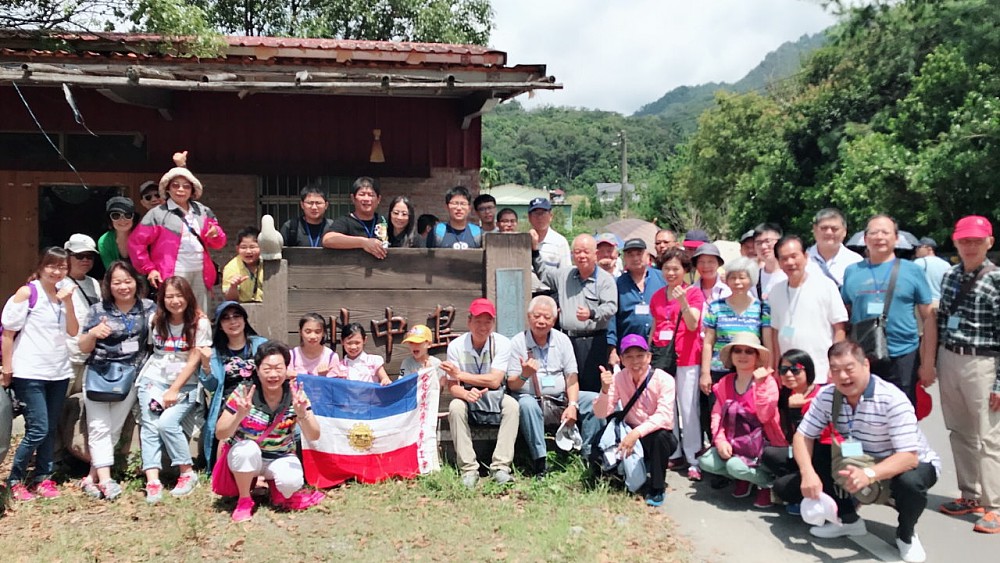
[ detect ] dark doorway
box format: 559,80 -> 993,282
39,185 -> 127,281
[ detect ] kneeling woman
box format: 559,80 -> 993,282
214,340 -> 323,522
594,334 -> 678,507
698,333 -> 786,508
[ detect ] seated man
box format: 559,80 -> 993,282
507,296 -> 601,477
280,185 -> 335,247
440,298 -> 519,488
321,177 -> 388,258
793,339 -> 940,563
427,186 -> 482,249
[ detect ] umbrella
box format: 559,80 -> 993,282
602,219 -> 660,254
845,230 -> 915,250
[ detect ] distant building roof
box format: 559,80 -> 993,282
595,182 -> 636,195
487,183 -> 553,205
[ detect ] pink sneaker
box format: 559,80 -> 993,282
283,490 -> 324,510
11,483 -> 35,501
232,497 -> 255,522
732,480 -> 752,498
33,479 -> 60,499
754,487 -> 773,508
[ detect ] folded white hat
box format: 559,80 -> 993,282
555,421 -> 582,452
801,492 -> 840,526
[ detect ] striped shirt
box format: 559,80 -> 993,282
797,374 -> 940,473
936,259 -> 1000,392
225,383 -> 306,459
703,298 -> 771,372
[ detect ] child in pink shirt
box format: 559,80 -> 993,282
339,323 -> 391,385
290,313 -> 340,377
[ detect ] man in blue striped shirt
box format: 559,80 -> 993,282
793,340 -> 939,563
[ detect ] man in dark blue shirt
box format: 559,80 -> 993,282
426,186 -> 482,249
607,238 -> 665,366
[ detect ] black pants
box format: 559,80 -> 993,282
766,443 -> 832,504
571,331 -> 608,393
640,429 -> 679,492
870,350 -> 919,407
701,370 -> 728,443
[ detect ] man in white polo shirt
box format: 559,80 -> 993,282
807,208 -> 863,287
793,340 -> 940,563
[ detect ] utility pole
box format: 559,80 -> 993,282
618,129 -> 629,214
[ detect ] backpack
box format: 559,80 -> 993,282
0,284 -> 39,364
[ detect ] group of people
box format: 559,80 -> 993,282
1,152 -> 998,561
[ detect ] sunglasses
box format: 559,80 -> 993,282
71,253 -> 97,261
141,193 -> 160,202
110,211 -> 134,221
778,365 -> 804,375
731,346 -> 757,355
220,313 -> 244,321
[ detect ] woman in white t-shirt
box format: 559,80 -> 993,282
1,247 -> 80,501
135,276 -> 211,504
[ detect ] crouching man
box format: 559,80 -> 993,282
507,296 -> 601,477
793,340 -> 940,563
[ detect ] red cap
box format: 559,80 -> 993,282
953,215 -> 993,240
468,298 -> 496,318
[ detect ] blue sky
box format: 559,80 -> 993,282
490,0 -> 838,114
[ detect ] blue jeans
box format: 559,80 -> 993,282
7,378 -> 69,484
137,379 -> 198,471
515,390 -> 601,460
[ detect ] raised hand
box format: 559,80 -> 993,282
148,270 -> 162,288
172,150 -> 188,167
291,380 -> 310,413
599,365 -> 613,391
529,229 -> 540,250
206,224 -> 219,239
89,316 -> 113,339
752,366 -> 773,381
520,357 -> 540,378
229,274 -> 249,287
56,283 -> 77,302
234,384 -> 256,417
669,285 -> 687,302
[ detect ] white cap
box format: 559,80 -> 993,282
554,421 -> 582,452
801,492 -> 840,526
64,233 -> 98,254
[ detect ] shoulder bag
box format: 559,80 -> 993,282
212,405 -> 287,496
590,368 -> 653,473
169,206 -> 222,286
466,336 -> 508,426
85,300 -> 148,402
651,308 -> 684,375
850,259 -> 900,363
527,331 -> 567,428
829,389 -> 891,505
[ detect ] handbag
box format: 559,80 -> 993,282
169,206 -> 222,286
828,389 -> 891,505
590,368 -> 653,473
850,259 -> 900,363
651,310 -> 683,375
211,407 -> 287,497
464,336 -> 507,426
717,396 -> 767,466
84,301 -> 147,402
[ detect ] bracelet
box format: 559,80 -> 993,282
518,374 -> 530,382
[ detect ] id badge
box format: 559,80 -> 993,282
634,303 -> 650,316
541,375 -> 558,388
779,325 -> 795,339
866,301 -> 884,316
121,340 -> 139,354
841,439 -> 864,458
787,446 -> 794,459
947,315 -> 961,330
658,330 -> 674,341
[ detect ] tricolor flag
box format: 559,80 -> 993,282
297,369 -> 440,487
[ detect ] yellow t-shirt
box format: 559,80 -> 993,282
221,256 -> 264,302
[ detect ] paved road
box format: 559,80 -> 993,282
661,383 -> 996,562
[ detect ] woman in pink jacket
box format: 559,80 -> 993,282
698,332 -> 786,509
129,151 -> 226,313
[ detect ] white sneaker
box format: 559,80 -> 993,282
896,534 -> 926,563
809,518 -> 868,538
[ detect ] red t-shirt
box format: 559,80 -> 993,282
649,284 -> 704,367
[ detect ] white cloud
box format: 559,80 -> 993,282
490,0 -> 838,114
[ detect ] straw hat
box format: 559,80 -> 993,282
719,332 -> 771,370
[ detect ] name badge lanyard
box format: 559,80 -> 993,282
867,259 -> 895,302
302,219 -> 322,248
528,331 -> 551,379
242,260 -> 260,296
354,214 -> 377,238
472,335 -> 494,375
784,283 -> 804,329
48,298 -> 63,326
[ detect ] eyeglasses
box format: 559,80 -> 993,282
754,238 -> 779,247
731,346 -> 757,355
43,264 -> 69,272
169,182 -> 193,190
109,212 -> 134,221
141,193 -> 160,202
476,205 -> 496,213
448,201 -> 470,208
778,365 -> 804,375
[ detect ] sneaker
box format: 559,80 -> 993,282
753,487 -> 773,508
896,533 -> 926,563
785,503 -> 801,516
974,510 -> 1000,534
667,458 -> 688,470
493,469 -> 513,485
171,472 -> 198,497
461,472 -> 479,489
645,491 -> 666,507
145,481 -> 164,504
10,483 -> 35,502
810,518 -> 868,538
33,479 -> 59,499
79,477 -> 103,499
940,497 -> 986,516
687,467 -> 702,482
232,497 -> 255,522
100,480 -> 123,501
732,480 -> 752,498
283,490 -> 324,510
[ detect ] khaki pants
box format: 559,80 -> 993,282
938,347 -> 1000,509
448,395 -> 519,475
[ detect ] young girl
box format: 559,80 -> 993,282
339,323 -> 391,385
290,313 -> 339,377
135,276 -> 211,504
1,247 -> 79,501
222,226 -> 263,303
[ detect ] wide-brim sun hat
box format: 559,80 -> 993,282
159,167 -> 204,200
720,332 -> 771,370
692,242 -> 725,267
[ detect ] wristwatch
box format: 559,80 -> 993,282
863,467 -> 878,483
568,401 -> 579,408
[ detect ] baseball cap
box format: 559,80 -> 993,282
595,233 -> 620,248
620,333 -> 648,352
64,233 -> 98,254
953,216 -> 993,240
555,421 -> 583,452
402,325 -> 433,344
468,298 -> 497,318
139,180 -> 158,195
917,236 -> 937,248
106,196 -> 135,215
622,238 -> 647,251
801,492 -> 839,526
740,229 -> 756,243
682,229 -> 710,249
527,197 -> 552,213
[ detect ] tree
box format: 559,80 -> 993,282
479,154 -> 501,190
